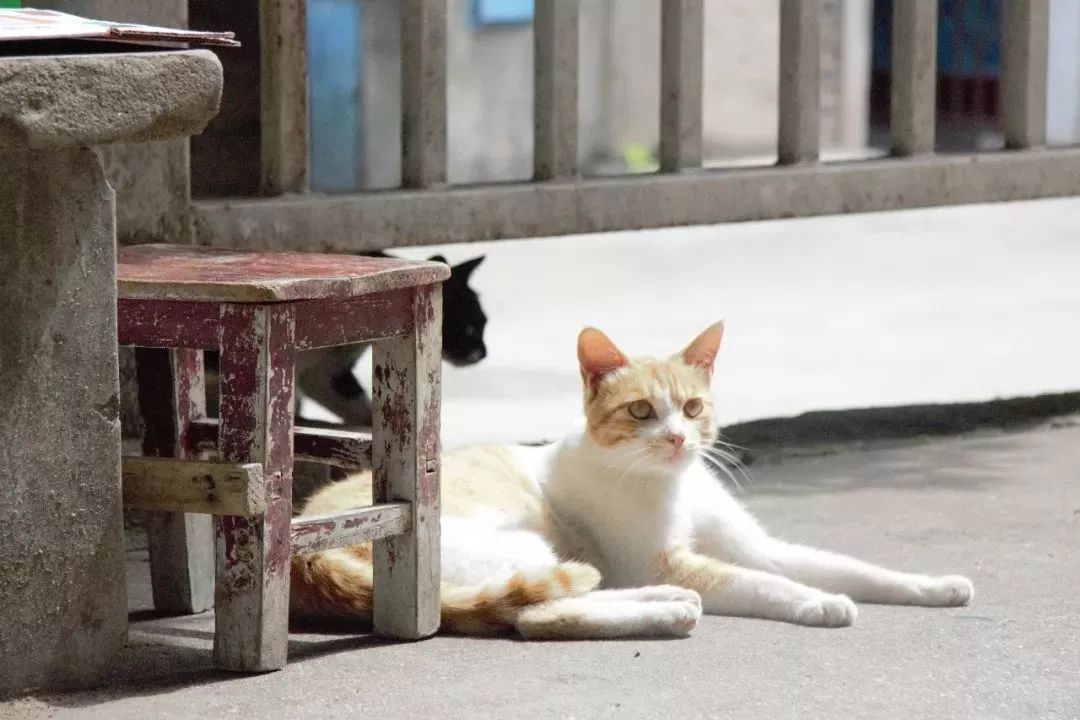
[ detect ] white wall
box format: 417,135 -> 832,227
1048,0 -> 1080,145
598,0 -> 871,162
357,0 -> 872,185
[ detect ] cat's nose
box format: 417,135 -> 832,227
666,433 -> 686,451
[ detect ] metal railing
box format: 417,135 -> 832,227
191,0 -> 1072,252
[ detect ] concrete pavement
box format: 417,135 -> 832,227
296,196 -> 1080,449
8,420 -> 1078,719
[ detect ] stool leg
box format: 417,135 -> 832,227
135,347 -> 214,614
214,305 -> 295,672
371,285 -> 441,639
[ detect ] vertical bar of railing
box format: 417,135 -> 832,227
659,0 -> 704,172
401,0 -> 448,188
260,0 -> 309,195
778,0 -> 821,164
890,0 -> 937,156
1002,0 -> 1049,149
534,0 -> 580,181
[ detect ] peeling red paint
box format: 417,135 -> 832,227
294,290 -> 413,349
137,348 -> 199,459
213,303 -> 297,645
374,369 -> 414,447
264,500 -> 292,575
290,506 -> 410,553
292,520 -> 337,538
175,351 -> 207,454
419,464 -> 440,507
119,298 -> 219,349
344,513 -> 379,528
417,285 -> 443,511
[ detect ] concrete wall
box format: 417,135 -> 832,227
601,0 -> 873,160
601,0 -> 826,160
1048,0 -> 1080,145
188,0 -> 261,197
359,0 -> 548,186
34,0 -> 194,442
35,0 -> 192,244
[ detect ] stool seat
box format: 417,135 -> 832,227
118,244 -> 450,302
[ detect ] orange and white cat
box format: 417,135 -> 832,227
291,322 -> 973,638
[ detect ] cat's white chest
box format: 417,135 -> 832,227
587,498 -> 693,588
542,461 -> 694,587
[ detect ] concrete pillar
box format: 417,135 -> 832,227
33,1 -> 194,444
0,50 -> 222,697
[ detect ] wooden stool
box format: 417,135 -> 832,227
117,244 -> 447,672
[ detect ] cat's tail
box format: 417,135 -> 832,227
289,548 -> 601,636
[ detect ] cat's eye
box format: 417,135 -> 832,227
683,398 -> 704,418
627,400 -> 655,420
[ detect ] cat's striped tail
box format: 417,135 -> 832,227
289,548 -> 601,636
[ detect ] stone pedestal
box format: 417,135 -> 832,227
0,49 -> 222,697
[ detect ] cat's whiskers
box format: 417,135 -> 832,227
610,447 -> 659,485
706,445 -> 752,486
599,446 -> 649,478
699,453 -> 742,492
605,445 -> 649,465
706,438 -> 752,474
698,446 -> 751,493
717,446 -> 754,489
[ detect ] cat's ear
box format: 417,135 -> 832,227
679,321 -> 724,376
578,327 -> 629,389
455,255 -> 485,278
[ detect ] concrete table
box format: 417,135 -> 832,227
0,49 -> 222,697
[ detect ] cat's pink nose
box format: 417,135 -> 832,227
667,433 -> 686,451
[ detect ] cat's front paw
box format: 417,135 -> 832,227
794,594 -> 858,628
657,599 -> 702,637
918,575 -> 974,607
625,585 -> 703,610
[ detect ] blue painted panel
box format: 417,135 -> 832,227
872,0 -> 1002,76
473,0 -> 534,26
939,0 -> 1000,74
308,0 -> 362,192
872,0 -> 892,71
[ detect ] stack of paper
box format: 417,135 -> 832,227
0,8 -> 239,47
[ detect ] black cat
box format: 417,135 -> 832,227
203,253 -> 488,426
295,253 -> 487,426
